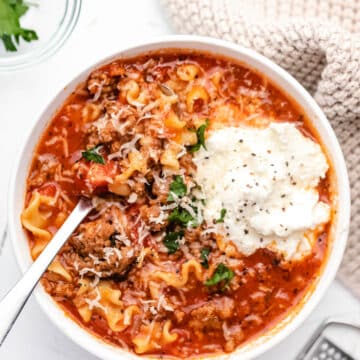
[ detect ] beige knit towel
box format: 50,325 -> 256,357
162,0 -> 360,298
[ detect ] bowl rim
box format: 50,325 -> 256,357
7,35 -> 351,360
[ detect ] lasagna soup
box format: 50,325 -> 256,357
22,52 -> 333,357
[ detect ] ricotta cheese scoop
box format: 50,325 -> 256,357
194,122 -> 330,260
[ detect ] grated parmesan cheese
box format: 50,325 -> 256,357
126,249 -> 134,258
89,254 -> 101,265
149,306 -> 158,316
149,210 -> 168,225
137,222 -> 150,244
103,247 -> 123,264
79,267 -> 103,278
157,294 -> 174,312
108,134 -> 143,160
73,261 -> 79,271
128,193 -> 138,204
88,80 -> 104,101
85,288 -> 108,313
59,191 -> 74,205
113,232 -> 131,246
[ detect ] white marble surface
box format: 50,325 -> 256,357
0,1 -> 359,359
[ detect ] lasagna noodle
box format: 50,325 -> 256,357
75,280 -> 140,332
152,259 -> 203,288
21,191 -> 54,259
132,320 -> 178,354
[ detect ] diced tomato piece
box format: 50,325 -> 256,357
87,161 -> 117,189
73,159 -> 118,195
37,182 -> 58,197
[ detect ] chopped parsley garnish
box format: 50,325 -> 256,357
205,263 -> 234,287
168,207 -> 198,227
215,208 -> 227,223
168,175 -> 187,201
200,247 -> 211,268
82,145 -> 105,164
188,119 -> 209,153
163,230 -> 184,254
0,0 -> 38,52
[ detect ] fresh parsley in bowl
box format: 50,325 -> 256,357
0,0 -> 38,52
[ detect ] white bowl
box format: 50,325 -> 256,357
8,36 -> 350,360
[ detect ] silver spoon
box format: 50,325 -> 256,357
0,198 -> 93,346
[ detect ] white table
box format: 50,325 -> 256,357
0,1 -> 359,359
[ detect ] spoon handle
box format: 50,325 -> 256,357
0,198 -> 92,346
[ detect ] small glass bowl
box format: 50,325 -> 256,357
0,0 -> 81,72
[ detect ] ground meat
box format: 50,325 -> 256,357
184,227 -> 201,243
85,97 -> 141,148
174,310 -> 185,323
139,135 -> 162,163
63,247 -> 138,280
88,71 -> 110,93
87,70 -> 116,98
42,273 -> 77,300
28,171 -> 51,188
131,176 -> 146,196
192,297 -> 235,320
69,218 -> 115,256
223,324 -> 244,352
189,297 -> 235,331
110,140 -> 122,153
179,153 -> 196,174
140,204 -> 167,232
28,156 -> 59,188
86,121 -> 119,147
151,174 -> 171,203
63,207 -> 140,279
